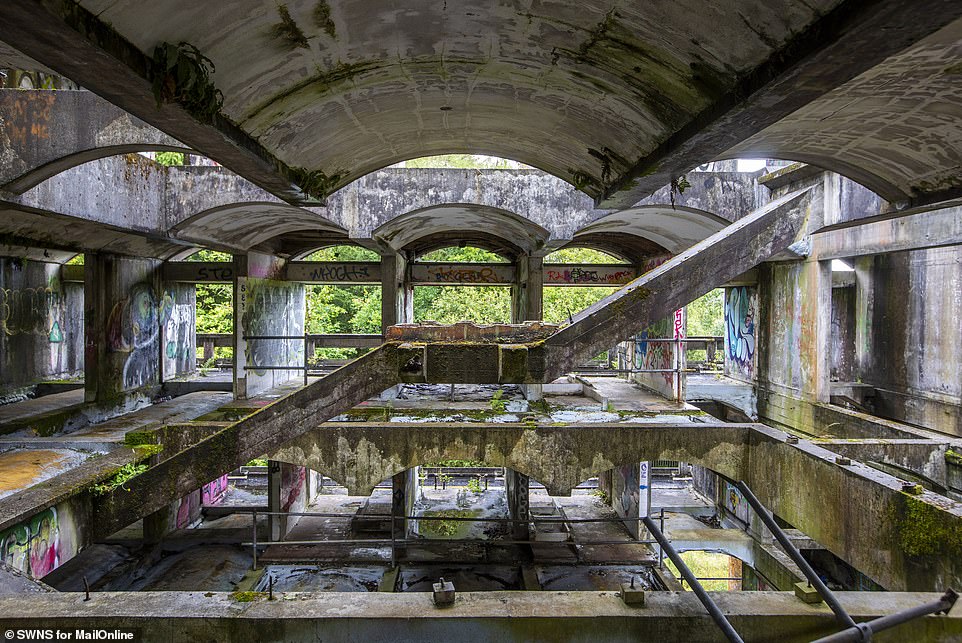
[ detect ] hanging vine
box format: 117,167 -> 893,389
669,175 -> 691,209
150,42 -> 224,123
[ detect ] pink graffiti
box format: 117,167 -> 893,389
202,474 -> 230,505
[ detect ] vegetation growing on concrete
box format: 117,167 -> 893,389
229,591 -> 267,602
90,462 -> 149,495
271,5 -> 309,49
893,494 -> 962,557
313,0 -> 336,38
290,166 -> 344,200
490,389 -> 507,412
946,450 -> 962,466
154,151 -> 185,166
150,42 -> 224,122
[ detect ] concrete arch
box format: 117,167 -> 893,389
573,206 -> 729,256
373,204 -> 550,259
170,201 -> 348,255
269,423 -> 750,497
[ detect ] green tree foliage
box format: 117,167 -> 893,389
687,289 -> 724,336
419,246 -> 507,263
543,286 -> 616,324
154,151 -> 186,166
302,245 -> 379,262
401,154 -> 528,169
414,285 -> 512,323
544,248 -> 626,264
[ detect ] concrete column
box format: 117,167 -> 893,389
512,254 -> 544,401
84,252 -> 163,405
160,282 -> 196,381
505,468 -> 531,541
380,253 -> 412,331
380,253 -> 411,400
234,252 -> 305,399
853,256 -> 875,379
611,463 -> 646,539
267,460 -> 309,541
511,254 -> 543,323
391,467 -> 419,540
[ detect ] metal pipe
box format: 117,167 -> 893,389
642,516 -> 744,643
251,509 -> 258,570
735,481 -> 856,629
811,590 -> 957,643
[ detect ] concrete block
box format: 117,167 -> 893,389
433,578 -> 455,606
620,580 -> 646,606
794,582 -> 823,604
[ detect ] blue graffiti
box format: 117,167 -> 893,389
725,287 -> 756,372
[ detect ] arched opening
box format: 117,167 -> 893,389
413,245 -> 513,325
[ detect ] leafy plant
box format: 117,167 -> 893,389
154,151 -> 186,166
150,42 -> 224,122
490,389 -> 507,412
669,175 -> 692,209
90,463 -> 148,495
290,167 -> 345,200
467,476 -> 484,494
591,488 -> 610,504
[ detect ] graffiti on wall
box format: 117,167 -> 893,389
0,285 -> 65,342
725,286 -> 757,380
432,266 -> 500,284
635,314 -> 675,389
239,279 -> 303,380
162,289 -> 194,379
724,481 -> 750,525
281,464 -> 307,512
0,508 -> 61,578
544,267 -> 634,285
107,282 -> 160,391
308,264 -> 371,282
202,474 -> 229,505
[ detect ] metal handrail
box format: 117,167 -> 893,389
643,515 -> 744,643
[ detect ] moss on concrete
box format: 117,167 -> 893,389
946,450 -> 962,466
229,591 -> 267,602
894,494 -> 962,557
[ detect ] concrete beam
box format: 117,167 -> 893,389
2,591 -> 959,643
600,0 -> 962,207
813,202 -> 962,260
544,188 -> 816,378
271,422 -> 751,496
0,3 -> 317,205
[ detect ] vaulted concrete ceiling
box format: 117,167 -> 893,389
0,1 -> 959,208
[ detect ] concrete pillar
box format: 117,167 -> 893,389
234,252 -> 306,399
391,467 -> 420,540
611,463 -> 648,539
380,253 -> 412,399
268,460 -> 309,541
84,252 -> 163,405
505,468 -> 531,541
512,254 -> 544,401
160,282 -> 196,381
380,253 -> 412,331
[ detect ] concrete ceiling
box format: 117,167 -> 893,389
720,19 -> 962,205
3,0 -> 959,211
373,204 -> 549,259
170,202 -> 348,256
573,206 -> 729,256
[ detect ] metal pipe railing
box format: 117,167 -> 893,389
811,589 -> 957,643
735,481 -> 857,630
642,516 -> 744,643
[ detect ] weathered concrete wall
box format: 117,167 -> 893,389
611,463 -> 642,539
724,286 -> 758,383
633,311 -> 683,400
161,283 -> 195,381
235,252 -> 305,398
0,258 -> 83,399
0,493 -> 89,579
863,247 -> 962,437
84,254 -> 163,403
830,284 -> 856,382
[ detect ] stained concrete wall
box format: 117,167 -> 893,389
160,283 -> 195,381
633,311 -> 683,400
84,254 -> 164,403
862,247 -> 962,437
724,286 -> 758,384
0,493 -> 89,579
0,258 -> 83,399
235,252 -> 306,398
